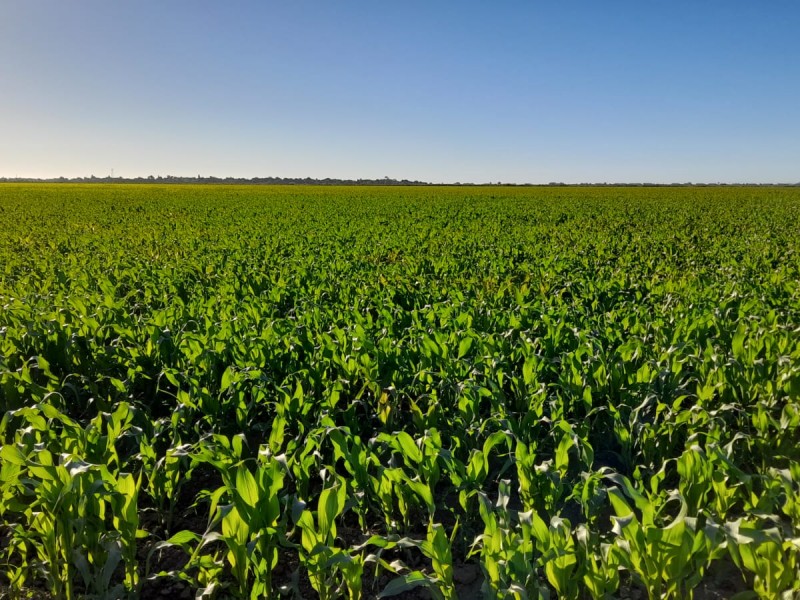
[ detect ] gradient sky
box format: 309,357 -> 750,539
2,1 -> 799,183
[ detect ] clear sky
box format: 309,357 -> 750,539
1,1 -> 798,183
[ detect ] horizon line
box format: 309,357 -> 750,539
2,175 -> 799,187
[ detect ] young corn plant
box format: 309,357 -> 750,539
186,437 -> 289,599
373,429 -> 445,490
529,513 -> 580,600
448,430 -> 513,515
330,550 -> 382,600
1,443 -> 144,599
328,427 -> 380,528
1,402 -> 144,599
111,471 -> 146,596
608,483 -> 723,599
289,429 -> 325,502
295,476 -> 349,600
225,458 -> 287,599
575,525 -> 621,599
374,466 -> 435,533
516,443 -> 566,520
471,480 -> 547,600
724,519 -> 800,599
376,521 -> 460,600
420,521 -> 459,600
138,433 -> 193,534
516,421 -> 593,519
677,444 -> 748,520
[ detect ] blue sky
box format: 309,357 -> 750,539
1,1 -> 798,183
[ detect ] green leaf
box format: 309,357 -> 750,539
529,510 -> 550,545
221,366 -> 235,391
608,487 -> 634,518
236,465 -> 259,508
406,480 -> 435,514
0,445 -> 27,466
394,431 -> 422,464
318,483 -> 344,538
116,471 -> 136,497
731,327 -> 746,359
163,370 -> 180,388
555,432 -> 573,472
378,571 -> 432,598
166,530 -> 201,545
457,337 -> 473,359
523,356 -> 537,386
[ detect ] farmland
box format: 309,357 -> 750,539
1,183 -> 799,599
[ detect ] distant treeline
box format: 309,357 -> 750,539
1,175 -> 798,186
0,175 -> 432,185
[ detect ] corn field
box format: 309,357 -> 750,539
1,184 -> 799,599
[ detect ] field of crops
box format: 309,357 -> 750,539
1,183 -> 799,599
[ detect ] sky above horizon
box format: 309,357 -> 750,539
2,2 -> 799,184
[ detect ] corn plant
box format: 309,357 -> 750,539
724,519 -> 800,598
295,476 -> 349,600
328,427 -> 380,527
608,483 -> 724,599
529,513 -> 580,600
1,402 -> 144,599
471,480 -> 546,600
575,525 -> 620,599
1,443 -> 144,599
137,431 -> 192,534
677,443 -> 749,520
184,437 -> 288,599
373,521 -> 459,600
374,465 -> 435,533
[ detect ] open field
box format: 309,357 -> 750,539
1,184 -> 799,599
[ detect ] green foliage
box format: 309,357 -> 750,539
1,184 -> 799,598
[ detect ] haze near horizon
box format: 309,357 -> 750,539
1,1 -> 798,184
